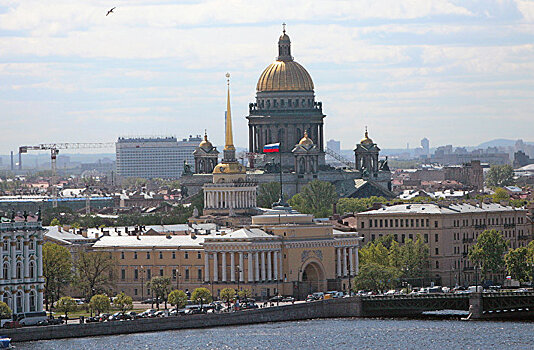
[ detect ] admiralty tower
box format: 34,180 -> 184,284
247,26 -> 326,170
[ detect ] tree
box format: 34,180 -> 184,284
257,182 -> 282,208
469,229 -> 508,279
191,288 -> 212,309
492,188 -> 510,202
505,247 -> 531,283
50,218 -> 60,226
336,196 -> 388,214
75,251 -> 117,300
220,288 -> 236,306
168,290 -> 188,309
352,263 -> 402,292
485,165 -> 514,187
0,302 -> 11,319
56,296 -> 77,319
90,294 -> 111,315
43,242 -> 73,311
288,180 -> 338,218
147,276 -> 172,309
113,292 -> 133,313
398,236 -> 430,280
238,289 -> 252,300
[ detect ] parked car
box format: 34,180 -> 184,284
125,311 -> 138,320
269,295 -> 283,302
98,313 -> 111,322
154,310 -> 166,317
47,316 -> 64,325
141,298 -> 154,304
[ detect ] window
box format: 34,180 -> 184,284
27,261 -> 34,279
361,222 -> 365,229
134,288 -> 138,296
134,252 -> 138,260
29,240 -> 35,250
172,251 -> 176,259
197,252 -> 201,259
384,220 -> 388,228
409,234 -> 413,240
185,269 -> 190,280
435,234 -> 439,243
159,268 -> 164,277
395,219 -> 398,227
369,220 -> 373,228
147,288 -> 151,296
159,252 -> 163,259
172,269 -> 177,280
16,262 -> 22,279
416,219 -> 419,227
380,219 -> 383,228
185,252 -> 189,259
134,269 -> 139,280
435,261 -> 439,269
435,248 -> 439,255
371,234 -> 375,241
197,268 -> 202,281
146,252 -> 151,259
411,219 -> 414,227
121,269 -> 126,280
434,221 -> 438,228
424,234 -> 429,243
147,269 -> 151,280
16,239 -> 22,251
402,234 -> 405,243
121,252 -> 125,260
400,219 -> 404,228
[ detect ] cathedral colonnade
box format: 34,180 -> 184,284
204,188 -> 257,209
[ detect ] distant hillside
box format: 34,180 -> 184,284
476,139 -> 534,149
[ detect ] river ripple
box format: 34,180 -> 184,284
18,318 -> 534,350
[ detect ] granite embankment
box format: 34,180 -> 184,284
3,298 -> 362,342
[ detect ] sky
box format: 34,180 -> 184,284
1,0 -> 533,154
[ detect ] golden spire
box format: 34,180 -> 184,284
361,126 -> 373,145
224,72 -> 235,151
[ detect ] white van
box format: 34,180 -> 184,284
16,311 -> 48,326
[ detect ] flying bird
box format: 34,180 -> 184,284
106,7 -> 115,16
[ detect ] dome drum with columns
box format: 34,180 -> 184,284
247,27 -> 325,168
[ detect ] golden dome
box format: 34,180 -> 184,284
256,61 -> 314,92
298,131 -> 314,146
361,130 -> 374,145
212,162 -> 246,174
199,132 -> 213,150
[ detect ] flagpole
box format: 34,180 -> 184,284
279,144 -> 283,203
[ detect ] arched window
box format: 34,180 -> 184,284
16,262 -> 22,279
29,261 -> 35,279
2,293 -> 11,310
15,292 -> 23,313
29,239 -> 35,250
16,239 -> 22,251
3,263 -> 9,280
29,291 -> 36,312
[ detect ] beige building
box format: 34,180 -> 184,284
91,211 -> 360,300
355,203 -> 531,287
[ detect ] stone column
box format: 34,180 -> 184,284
249,125 -> 253,152
213,252 -> 218,282
273,251 -> 278,280
239,252 -> 245,282
343,247 -> 348,276
255,252 -> 260,282
24,290 -> 29,313
37,288 -> 44,312
337,248 -> 342,277
221,252 -> 227,282
261,251 -> 266,281
349,247 -> 354,275
355,246 -> 359,274
230,252 -> 236,282
267,251 -> 272,281
37,241 -> 43,277
247,252 -> 253,282
279,251 -> 283,280
204,252 -> 210,282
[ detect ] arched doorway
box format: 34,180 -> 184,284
298,260 -> 326,299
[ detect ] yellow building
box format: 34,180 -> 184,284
91,211 -> 360,300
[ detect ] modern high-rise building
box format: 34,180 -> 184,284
421,138 -> 430,155
115,135 -> 202,179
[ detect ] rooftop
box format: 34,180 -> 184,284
358,203 -> 524,216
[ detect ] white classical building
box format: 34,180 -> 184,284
0,217 -> 45,314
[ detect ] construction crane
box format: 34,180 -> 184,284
18,142 -> 114,207
325,147 -> 355,168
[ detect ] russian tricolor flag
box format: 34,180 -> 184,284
263,143 -> 280,153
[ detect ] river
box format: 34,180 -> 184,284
18,318 -> 534,350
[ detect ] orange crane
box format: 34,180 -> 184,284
18,142 -> 114,207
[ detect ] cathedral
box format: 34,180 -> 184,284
182,27 -> 393,201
